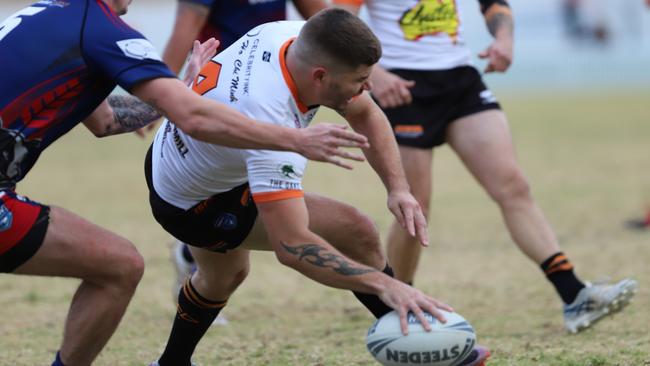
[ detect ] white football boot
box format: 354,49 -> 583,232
563,278 -> 638,333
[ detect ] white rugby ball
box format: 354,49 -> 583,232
366,310 -> 476,366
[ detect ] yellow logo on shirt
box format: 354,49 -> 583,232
399,0 -> 460,42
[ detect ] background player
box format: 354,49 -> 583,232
334,0 -> 637,333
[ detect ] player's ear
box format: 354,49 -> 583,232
311,67 -> 327,84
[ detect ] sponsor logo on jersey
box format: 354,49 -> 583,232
243,38 -> 260,95
214,212 -> 238,231
36,0 -> 69,7
394,125 -> 424,138
172,125 -> 189,158
116,38 -> 162,61
249,0 -> 280,4
230,59 -> 242,102
277,163 -> 299,179
399,0 -> 460,42
479,89 -> 498,104
238,40 -> 250,55
0,203 -> 13,232
262,51 -> 271,62
270,179 -> 300,190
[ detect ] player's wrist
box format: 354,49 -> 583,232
287,128 -> 304,155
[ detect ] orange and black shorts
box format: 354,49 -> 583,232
0,190 -> 50,272
380,66 -> 501,148
144,147 -> 258,253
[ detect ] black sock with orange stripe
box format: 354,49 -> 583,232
540,252 -> 585,304
353,263 -> 394,318
158,279 -> 227,366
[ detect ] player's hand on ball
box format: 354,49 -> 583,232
133,38 -> 220,138
388,190 -> 429,247
379,279 -> 453,335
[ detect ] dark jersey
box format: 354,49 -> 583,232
180,0 -> 286,50
0,0 -> 175,189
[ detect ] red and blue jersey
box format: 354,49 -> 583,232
0,0 -> 174,189
182,0 -> 286,50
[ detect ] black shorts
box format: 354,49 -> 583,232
0,190 -> 50,273
382,66 -> 501,148
145,147 -> 257,253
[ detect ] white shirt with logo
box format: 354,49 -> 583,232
336,0 -> 472,70
152,21 -> 317,210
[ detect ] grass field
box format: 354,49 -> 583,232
1,91 -> 649,366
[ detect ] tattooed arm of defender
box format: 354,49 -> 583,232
83,95 -> 162,138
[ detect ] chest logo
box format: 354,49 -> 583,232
399,0 -> 460,42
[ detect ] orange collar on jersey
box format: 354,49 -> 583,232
279,38 -> 309,114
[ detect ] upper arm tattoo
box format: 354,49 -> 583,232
486,10 -> 513,37
479,0 -> 513,37
105,95 -> 162,135
281,242 -> 377,276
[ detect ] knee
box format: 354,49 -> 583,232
229,265 -> 249,292
488,170 -> 532,206
102,238 -> 145,292
347,209 -> 385,267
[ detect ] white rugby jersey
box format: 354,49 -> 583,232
152,21 -> 318,210
335,0 -> 472,70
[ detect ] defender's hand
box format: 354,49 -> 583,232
378,278 -> 453,335
388,190 -> 429,247
479,38 -> 513,73
182,38 -> 220,87
296,124 -> 369,170
133,38 -> 220,138
369,66 -> 415,109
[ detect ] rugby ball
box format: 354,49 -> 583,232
366,310 -> 476,366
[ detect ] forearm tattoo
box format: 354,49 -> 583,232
487,11 -> 513,38
106,95 -> 162,134
281,242 -> 378,276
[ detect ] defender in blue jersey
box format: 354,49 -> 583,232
162,0 -> 327,75
0,1 -> 368,364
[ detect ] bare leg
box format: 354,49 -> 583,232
447,110 -> 560,263
187,247 -> 250,301
385,146 -> 433,283
15,206 -> 144,366
304,192 -> 386,269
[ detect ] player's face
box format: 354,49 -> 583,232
107,0 -> 132,15
322,65 -> 372,111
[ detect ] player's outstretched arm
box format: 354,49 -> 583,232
85,38 -> 220,138
342,93 -> 429,246
478,0 -> 514,73
131,77 -> 369,166
257,197 -> 451,334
